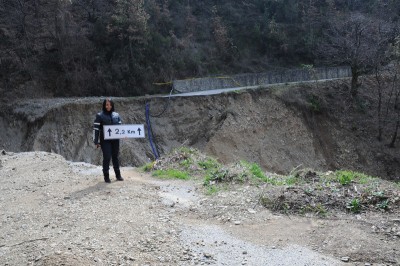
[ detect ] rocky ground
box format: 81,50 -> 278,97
0,151 -> 399,265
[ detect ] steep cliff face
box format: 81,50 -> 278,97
0,98 -> 151,167
1,81 -> 399,179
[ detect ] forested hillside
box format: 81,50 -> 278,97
1,0 -> 400,98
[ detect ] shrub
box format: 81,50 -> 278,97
205,185 -> 219,195
198,158 -> 221,170
204,168 -> 230,185
308,95 -> 321,113
336,170 -> 355,185
142,162 -> 155,172
346,198 -> 362,213
335,170 -> 376,185
376,199 -> 389,211
240,161 -> 267,181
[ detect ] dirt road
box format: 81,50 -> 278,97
1,152 -> 398,265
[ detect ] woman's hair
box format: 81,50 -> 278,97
102,98 -> 115,112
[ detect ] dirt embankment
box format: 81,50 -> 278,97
1,79 -> 399,179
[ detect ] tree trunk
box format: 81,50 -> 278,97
389,115 -> 400,148
351,68 -> 359,98
375,69 -> 383,141
390,85 -> 400,147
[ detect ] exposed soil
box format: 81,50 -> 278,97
0,78 -> 399,181
1,151 -> 399,265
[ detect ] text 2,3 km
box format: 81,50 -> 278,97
103,125 -> 145,139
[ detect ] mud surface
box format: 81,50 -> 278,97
1,152 -> 398,265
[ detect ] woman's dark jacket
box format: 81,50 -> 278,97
93,111 -> 122,145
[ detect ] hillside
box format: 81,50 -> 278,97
1,0 -> 399,98
0,78 -> 399,180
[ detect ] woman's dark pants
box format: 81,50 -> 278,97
101,139 -> 120,174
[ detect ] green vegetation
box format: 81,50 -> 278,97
308,95 -> 321,113
179,158 -> 193,169
247,162 -> 266,180
204,168 -> 230,185
335,170 -> 376,185
377,199 -> 389,211
152,169 -> 190,180
300,203 -> 328,217
142,162 -> 155,172
336,170 -> 354,185
346,198 -> 362,213
205,185 -> 219,195
198,158 -> 221,170
177,146 -> 196,155
239,161 -> 303,186
239,161 -> 267,181
142,147 -> 399,216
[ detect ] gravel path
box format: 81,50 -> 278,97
0,151 -> 371,265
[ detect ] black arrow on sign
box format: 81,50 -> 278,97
107,128 -> 112,137
137,128 -> 141,135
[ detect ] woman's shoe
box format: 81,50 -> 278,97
115,169 -> 124,181
104,171 -> 111,183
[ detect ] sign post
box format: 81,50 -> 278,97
103,125 -> 145,139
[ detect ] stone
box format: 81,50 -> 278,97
203,253 -> 212,258
247,208 -> 256,214
340,257 -> 350,262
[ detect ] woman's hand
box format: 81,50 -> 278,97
96,144 -> 100,148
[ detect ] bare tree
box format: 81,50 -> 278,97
372,34 -> 400,147
389,88 -> 400,147
388,37 -> 400,147
374,65 -> 385,141
318,13 -> 390,97
211,5 -> 234,62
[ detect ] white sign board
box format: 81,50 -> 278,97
103,124 -> 145,139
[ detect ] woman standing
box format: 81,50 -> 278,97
93,98 -> 124,183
